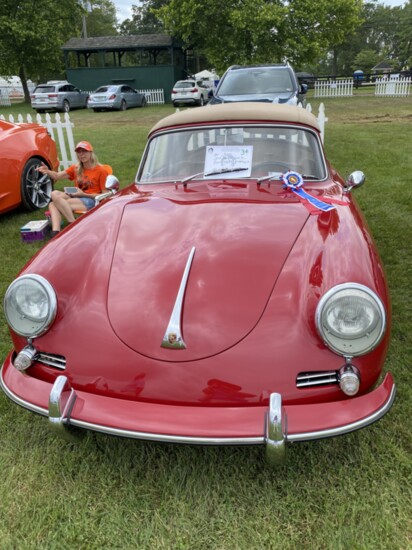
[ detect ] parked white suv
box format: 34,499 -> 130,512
31,80 -> 89,113
171,80 -> 210,107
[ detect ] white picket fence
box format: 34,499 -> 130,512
375,77 -> 411,97
1,102 -> 328,170
303,102 -> 328,143
314,79 -> 353,98
138,88 -> 164,104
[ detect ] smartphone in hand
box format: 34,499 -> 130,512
64,187 -> 77,196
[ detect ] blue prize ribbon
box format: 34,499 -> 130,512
281,171 -> 336,213
292,188 -> 336,212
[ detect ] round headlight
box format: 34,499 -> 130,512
315,283 -> 386,356
4,274 -> 57,338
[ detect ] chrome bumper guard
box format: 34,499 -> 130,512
265,393 -> 287,465
48,375 -> 78,441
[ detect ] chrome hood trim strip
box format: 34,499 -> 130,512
161,246 -> 195,350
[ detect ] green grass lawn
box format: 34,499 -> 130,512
0,97 -> 411,549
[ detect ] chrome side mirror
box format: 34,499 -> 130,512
344,170 -> 365,193
105,174 -> 120,192
95,175 -> 120,204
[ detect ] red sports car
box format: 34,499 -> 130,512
0,119 -> 59,213
1,104 -> 395,463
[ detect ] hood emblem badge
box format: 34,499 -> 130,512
161,247 -> 196,350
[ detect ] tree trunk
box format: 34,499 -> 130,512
19,66 -> 31,104
331,48 -> 339,77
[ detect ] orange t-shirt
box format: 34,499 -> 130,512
65,164 -> 109,195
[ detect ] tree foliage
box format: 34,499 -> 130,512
0,0 -> 84,101
310,1 -> 412,76
155,0 -> 363,73
84,0 -> 118,37
0,0 -> 117,102
119,0 -> 167,35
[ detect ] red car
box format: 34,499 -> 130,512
1,104 -> 395,463
0,119 -> 59,214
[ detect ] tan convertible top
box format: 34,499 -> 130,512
150,102 -> 321,135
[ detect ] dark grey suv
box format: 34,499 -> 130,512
31,80 -> 89,113
209,63 -> 307,106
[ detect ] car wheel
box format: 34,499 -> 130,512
120,100 -> 127,111
62,100 -> 70,113
140,97 -> 147,107
20,158 -> 53,211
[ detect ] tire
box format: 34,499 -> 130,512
140,97 -> 147,107
62,100 -> 70,113
120,100 -> 127,111
20,158 -> 53,212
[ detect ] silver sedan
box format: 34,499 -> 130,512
88,85 -> 147,111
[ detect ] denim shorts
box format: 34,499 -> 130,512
79,197 -> 96,210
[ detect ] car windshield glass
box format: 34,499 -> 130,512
138,125 -> 326,184
218,69 -> 294,95
175,81 -> 195,89
95,86 -> 117,93
34,86 -> 55,94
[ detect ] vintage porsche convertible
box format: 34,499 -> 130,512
1,103 -> 395,463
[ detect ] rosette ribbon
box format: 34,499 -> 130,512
281,171 -> 346,215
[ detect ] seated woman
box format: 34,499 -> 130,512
37,141 -> 111,237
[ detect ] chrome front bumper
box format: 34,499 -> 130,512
0,354 -> 395,464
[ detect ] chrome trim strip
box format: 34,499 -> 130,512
296,371 -> 339,388
67,419 -> 262,445
161,247 -> 196,350
288,384 -> 396,442
37,352 -> 66,370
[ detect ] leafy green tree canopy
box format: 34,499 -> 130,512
119,0 -> 166,35
84,0 -> 118,37
155,0 -> 363,73
0,0 -> 117,102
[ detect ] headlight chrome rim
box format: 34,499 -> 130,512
315,283 -> 386,357
4,274 -> 57,338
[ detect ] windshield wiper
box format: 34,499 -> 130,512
181,167 -> 248,186
181,172 -> 204,185
204,167 -> 249,177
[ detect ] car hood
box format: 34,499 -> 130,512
107,184 -> 308,361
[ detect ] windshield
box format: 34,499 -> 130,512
174,81 -> 196,89
138,125 -> 326,184
94,86 -> 117,93
34,86 -> 55,94
218,68 -> 295,96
